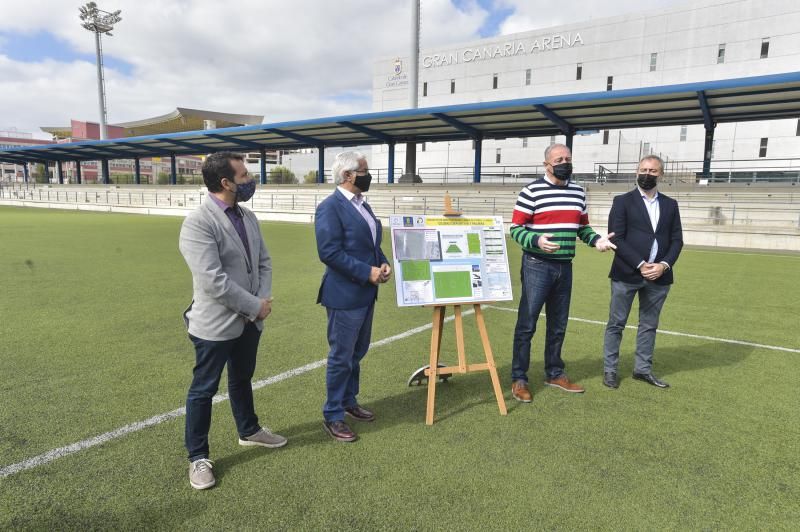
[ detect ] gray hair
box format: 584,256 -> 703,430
544,143 -> 570,162
331,151 -> 366,185
640,154 -> 665,174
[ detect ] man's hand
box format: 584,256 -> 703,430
594,232 -> 617,252
537,233 -> 561,253
640,263 -> 666,281
257,298 -> 272,320
369,266 -> 383,285
379,263 -> 392,283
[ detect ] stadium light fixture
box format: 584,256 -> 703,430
79,2 -> 122,141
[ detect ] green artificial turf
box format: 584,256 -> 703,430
0,206 -> 798,530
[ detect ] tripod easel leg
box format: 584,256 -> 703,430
426,306 -> 445,425
474,304 -> 507,416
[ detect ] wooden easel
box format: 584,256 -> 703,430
424,302 -> 507,425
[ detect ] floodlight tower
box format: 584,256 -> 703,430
79,2 -> 122,141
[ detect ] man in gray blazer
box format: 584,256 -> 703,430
179,151 -> 286,490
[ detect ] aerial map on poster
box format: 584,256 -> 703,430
389,215 -> 513,307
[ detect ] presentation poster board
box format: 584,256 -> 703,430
389,215 -> 513,307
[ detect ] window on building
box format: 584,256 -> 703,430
472,139 -> 476,150
576,63 -> 582,80
650,53 -> 657,72
602,130 -> 610,145
607,76 -> 613,91
522,137 -> 528,148
493,73 -> 498,89
549,135 -> 556,145
495,148 -> 502,163
525,69 -> 531,86
717,43 -> 726,64
423,82 -> 427,97
643,142 -> 650,155
761,38 -> 770,59
680,126 -> 687,142
421,142 -> 426,152
759,137 -> 768,157
796,118 -> 800,136
450,79 -> 456,94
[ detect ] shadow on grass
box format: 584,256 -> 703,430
215,365 -> 517,478
563,341 -> 755,383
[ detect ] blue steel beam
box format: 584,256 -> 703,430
534,104 -> 573,135
115,142 -> 174,157
387,142 -> 395,184
337,121 -> 394,143
157,138 -> 217,153
204,133 -> 264,150
697,90 -> 714,130
431,112 -> 482,138
266,128 -> 323,146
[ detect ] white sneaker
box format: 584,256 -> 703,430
238,427 -> 288,449
189,458 -> 215,490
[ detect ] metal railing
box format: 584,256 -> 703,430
594,158 -> 800,186
2,182 -> 798,230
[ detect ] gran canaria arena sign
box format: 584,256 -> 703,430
422,32 -> 584,69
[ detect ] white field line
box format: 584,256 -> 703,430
0,310 -> 472,479
484,305 -> 800,353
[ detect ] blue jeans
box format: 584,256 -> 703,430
323,304 -> 374,422
185,323 -> 262,461
512,254 -> 573,382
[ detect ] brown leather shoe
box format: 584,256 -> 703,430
345,404 -> 375,422
545,375 -> 585,393
511,380 -> 532,402
323,421 -> 357,442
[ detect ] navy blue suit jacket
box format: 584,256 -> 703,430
608,188 -> 683,285
315,189 -> 389,309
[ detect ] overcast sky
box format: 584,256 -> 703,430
0,0 -> 683,138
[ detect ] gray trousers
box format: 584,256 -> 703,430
603,279 -> 671,374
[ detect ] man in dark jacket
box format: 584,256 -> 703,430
603,155 -> 683,389
315,151 -> 391,442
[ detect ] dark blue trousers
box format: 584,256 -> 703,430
323,304 -> 375,422
185,323 -> 262,461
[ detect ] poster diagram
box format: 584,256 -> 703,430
389,215 -> 513,307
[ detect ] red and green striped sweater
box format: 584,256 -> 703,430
510,176 -> 599,261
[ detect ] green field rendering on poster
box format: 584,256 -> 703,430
389,215 -> 513,307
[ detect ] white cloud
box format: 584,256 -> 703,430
0,0 -> 488,137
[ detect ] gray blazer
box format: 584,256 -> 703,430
179,197 -> 272,341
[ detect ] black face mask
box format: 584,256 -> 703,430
637,173 -> 658,191
354,172 -> 372,193
550,162 -> 572,181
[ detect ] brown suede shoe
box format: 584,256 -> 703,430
545,375 -> 585,393
511,380 -> 532,402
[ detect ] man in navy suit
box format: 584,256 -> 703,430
603,155 -> 683,389
315,151 -> 391,442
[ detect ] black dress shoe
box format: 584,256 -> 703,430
603,372 -> 619,389
632,372 -> 670,388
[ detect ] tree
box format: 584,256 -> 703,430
32,163 -> 49,184
269,166 -> 298,185
303,170 -> 319,184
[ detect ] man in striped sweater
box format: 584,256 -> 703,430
509,143 -> 616,402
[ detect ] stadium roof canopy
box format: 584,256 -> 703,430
3,71 -> 800,182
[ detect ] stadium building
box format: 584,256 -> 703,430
372,0 -> 800,182
15,109 -> 270,184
